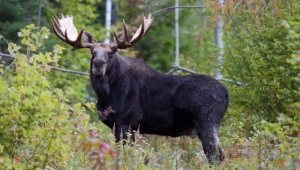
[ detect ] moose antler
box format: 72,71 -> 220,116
52,14 -> 94,51
112,13 -> 154,49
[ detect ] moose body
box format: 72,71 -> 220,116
53,14 -> 229,164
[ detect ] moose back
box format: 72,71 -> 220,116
52,14 -> 229,164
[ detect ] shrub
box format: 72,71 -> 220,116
220,0 -> 300,168
0,24 -> 94,169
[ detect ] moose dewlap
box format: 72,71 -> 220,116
52,14 -> 229,164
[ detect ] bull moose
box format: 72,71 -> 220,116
52,14 -> 229,164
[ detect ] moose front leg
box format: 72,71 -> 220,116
114,123 -> 135,144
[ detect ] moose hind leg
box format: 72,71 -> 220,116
195,122 -> 225,164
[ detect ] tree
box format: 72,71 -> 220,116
222,0 -> 300,125
0,0 -> 39,51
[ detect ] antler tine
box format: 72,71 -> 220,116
112,20 -> 131,49
52,16 -> 66,42
129,17 -> 144,44
112,30 -> 121,45
52,14 -> 94,50
129,13 -> 154,44
112,13 -> 154,50
64,28 -> 87,51
122,20 -> 130,43
61,13 -> 66,19
143,13 -> 154,36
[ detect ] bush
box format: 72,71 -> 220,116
222,0 -> 300,127
220,0 -> 300,168
0,24 -> 95,169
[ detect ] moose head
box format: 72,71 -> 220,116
52,14 -> 154,77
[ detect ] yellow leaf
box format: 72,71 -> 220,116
44,65 -> 51,73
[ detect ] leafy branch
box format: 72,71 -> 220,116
152,5 -> 204,16
0,52 -> 89,76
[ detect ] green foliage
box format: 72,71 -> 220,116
0,25 -> 93,169
220,0 -> 300,168
0,0 -> 37,47
222,0 -> 300,124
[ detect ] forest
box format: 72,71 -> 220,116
0,0 -> 299,169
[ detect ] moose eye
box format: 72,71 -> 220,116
108,51 -> 114,58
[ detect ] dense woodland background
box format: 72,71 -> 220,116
0,0 -> 299,169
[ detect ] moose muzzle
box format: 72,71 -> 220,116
92,58 -> 107,77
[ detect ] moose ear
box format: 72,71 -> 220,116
83,31 -> 96,43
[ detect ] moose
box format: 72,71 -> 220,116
52,14 -> 229,164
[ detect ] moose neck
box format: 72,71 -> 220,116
107,53 -> 126,85
90,52 -> 126,97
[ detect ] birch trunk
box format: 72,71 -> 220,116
104,0 -> 112,43
215,0 -> 225,79
175,0 -> 180,66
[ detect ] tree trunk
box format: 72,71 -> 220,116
175,0 -> 180,67
215,0 -> 225,80
37,0 -> 43,27
105,0 -> 112,43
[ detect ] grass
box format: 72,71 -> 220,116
67,119 -> 300,170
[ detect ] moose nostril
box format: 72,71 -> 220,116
93,59 -> 106,68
